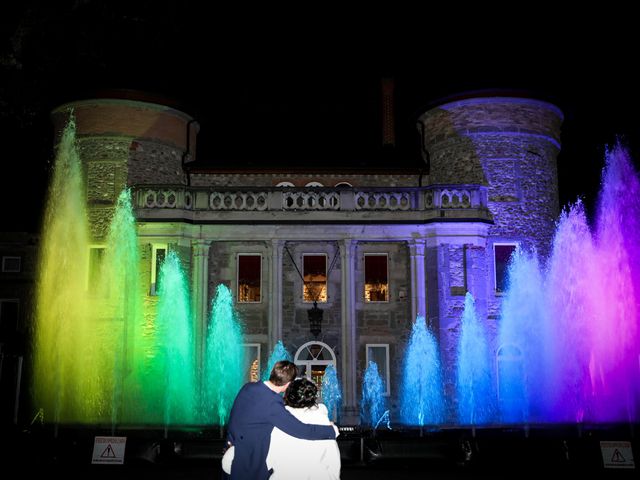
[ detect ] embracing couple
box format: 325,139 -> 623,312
223,360 -> 341,479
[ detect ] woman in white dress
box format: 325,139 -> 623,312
222,377 -> 341,479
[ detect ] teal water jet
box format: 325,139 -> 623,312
262,340 -> 292,381
203,284 -> 244,425
146,251 -> 197,426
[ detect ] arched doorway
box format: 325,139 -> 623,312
294,341 -> 336,401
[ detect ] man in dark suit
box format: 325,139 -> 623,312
225,360 -> 338,479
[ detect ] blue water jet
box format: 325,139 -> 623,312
321,364 -> 342,422
497,247 -> 548,423
456,292 -> 496,425
360,361 -> 387,428
400,316 -> 445,426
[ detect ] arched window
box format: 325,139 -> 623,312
294,341 -> 336,401
276,181 -> 295,187
334,182 -> 352,188
304,181 -> 324,187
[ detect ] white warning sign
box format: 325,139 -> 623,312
92,436 -> 127,464
600,441 -> 635,469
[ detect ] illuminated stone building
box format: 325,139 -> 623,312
50,90 -> 563,424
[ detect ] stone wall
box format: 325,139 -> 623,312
282,241 -> 342,358
472,134 -> 559,259
198,237 -> 415,413
431,242 -> 496,419
207,241 -> 269,339
51,98 -> 198,241
418,96 -> 563,261
355,241 -> 412,416
419,98 -> 562,421
128,140 -> 187,186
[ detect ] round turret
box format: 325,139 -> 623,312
418,94 -> 563,258
51,91 -> 199,238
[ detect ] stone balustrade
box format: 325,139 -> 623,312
134,185 -> 491,223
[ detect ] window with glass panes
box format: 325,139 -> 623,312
364,254 -> 388,302
237,254 -> 261,302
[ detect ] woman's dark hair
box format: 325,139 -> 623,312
284,378 -> 318,408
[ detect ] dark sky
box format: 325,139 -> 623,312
2,1 -> 639,233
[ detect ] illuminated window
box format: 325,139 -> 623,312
88,246 -> 105,292
364,254 -> 388,302
151,244 -> 167,296
305,181 -> 324,187
237,254 -> 262,303
494,243 -> 517,293
1,256 -> 21,273
366,344 -> 390,396
243,343 -> 261,383
276,181 -> 295,187
303,254 -> 327,303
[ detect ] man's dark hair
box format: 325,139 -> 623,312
269,360 -> 298,386
284,378 -> 318,408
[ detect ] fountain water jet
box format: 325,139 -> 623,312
31,113 -> 640,438
360,361 -> 387,428
497,247 -> 548,423
32,115 -> 92,425
145,250 -> 197,426
97,188 -> 144,427
202,284 -> 244,425
321,364 -> 342,422
456,293 -> 496,425
262,340 -> 292,381
591,143 -> 640,422
400,316 -> 445,426
32,121 -> 147,426
498,142 -> 640,423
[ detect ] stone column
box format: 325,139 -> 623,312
340,239 -> 358,424
191,240 -> 210,374
408,239 -> 427,321
269,239 -> 284,352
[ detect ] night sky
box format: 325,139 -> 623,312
1,1 -> 639,233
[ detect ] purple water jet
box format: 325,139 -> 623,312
499,143 -> 640,423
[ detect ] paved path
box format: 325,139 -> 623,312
3,425 -> 638,479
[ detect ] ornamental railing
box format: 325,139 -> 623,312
135,185 -> 488,212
